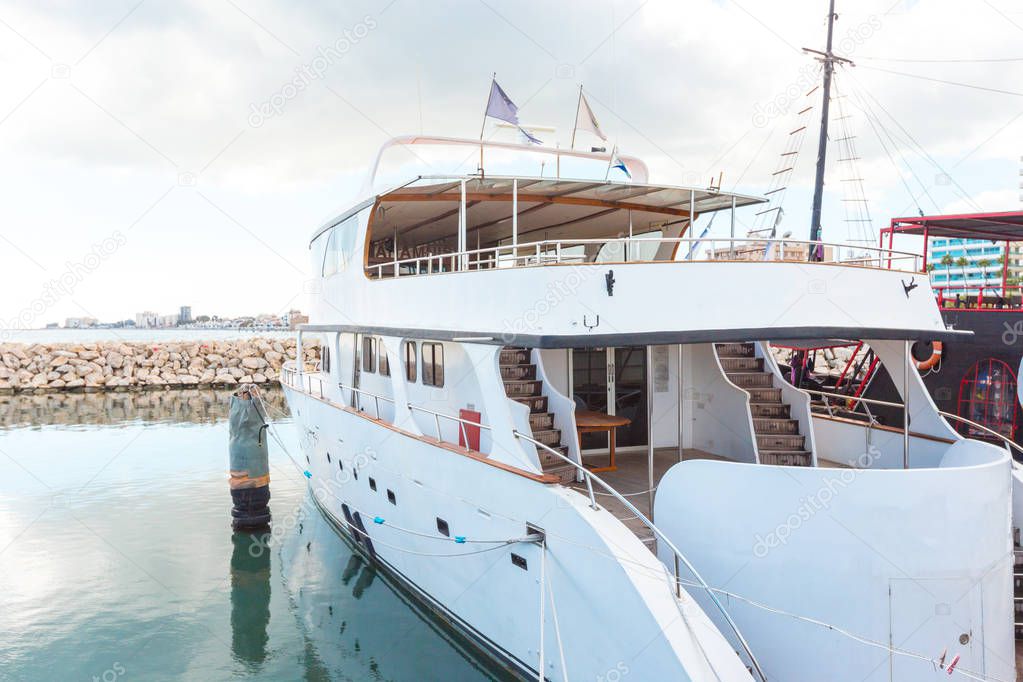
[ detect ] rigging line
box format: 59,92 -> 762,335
859,55 -> 1023,63
847,71 -> 982,211
845,82 -> 933,214
675,579 -> 1011,682
544,552 -> 569,682
859,64 -> 1023,98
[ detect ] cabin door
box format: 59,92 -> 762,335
572,347 -> 648,451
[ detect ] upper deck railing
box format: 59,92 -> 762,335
934,284 -> 1023,311
367,236 -> 921,279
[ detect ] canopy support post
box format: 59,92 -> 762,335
459,179 -> 467,271
512,178 -> 518,264
646,345 -> 655,522
687,189 -> 696,261
903,340 -> 910,470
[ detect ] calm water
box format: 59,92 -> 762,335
0,388 -> 509,681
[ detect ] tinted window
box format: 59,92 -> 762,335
422,342 -> 444,387
404,341 -> 417,382
363,336 -> 376,373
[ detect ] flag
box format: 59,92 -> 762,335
610,146 -> 631,179
518,126 -> 543,145
485,79 -> 519,125
575,91 -> 607,141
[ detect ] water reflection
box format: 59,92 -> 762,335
0,387 -> 289,429
230,531 -> 271,670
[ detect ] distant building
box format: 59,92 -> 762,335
707,242 -> 834,262
179,306 -> 192,324
135,311 -> 159,328
928,238 -> 1023,295
158,314 -> 179,328
64,317 -> 98,328
45,322 -> 59,329
285,309 -> 309,329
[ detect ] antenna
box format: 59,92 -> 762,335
804,0 -> 854,261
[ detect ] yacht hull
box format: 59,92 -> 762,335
282,384 -> 755,682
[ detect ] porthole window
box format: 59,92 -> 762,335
363,337 -> 376,374
369,477 -> 377,491
404,341 -> 417,383
436,517 -> 449,537
327,452 -> 331,463
387,489 -> 396,505
422,342 -> 444,388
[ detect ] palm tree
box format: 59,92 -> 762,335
955,256 -> 969,289
977,258 -> 990,285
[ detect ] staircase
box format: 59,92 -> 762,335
715,342 -> 812,467
500,347 -> 576,484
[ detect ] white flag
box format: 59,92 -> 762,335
575,91 -> 607,142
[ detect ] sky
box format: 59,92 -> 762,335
1,0 -> 1022,327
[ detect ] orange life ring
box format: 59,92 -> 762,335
915,341 -> 943,371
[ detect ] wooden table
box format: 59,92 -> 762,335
575,409 -> 632,473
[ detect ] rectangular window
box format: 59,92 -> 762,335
379,342 -> 390,376
422,342 -> 444,387
404,341 -> 417,382
363,336 -> 376,373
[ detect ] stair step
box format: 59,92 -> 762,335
532,429 -> 562,447
499,348 -> 531,365
528,412 -> 554,430
543,463 -> 576,485
757,434 -> 806,450
750,402 -> 791,418
503,380 -> 543,397
720,357 -> 764,372
715,342 -> 755,358
753,418 -> 799,434
538,445 -> 569,468
748,388 -> 783,403
760,451 -> 812,466
514,395 -> 549,413
500,364 -> 537,381
728,373 -> 774,389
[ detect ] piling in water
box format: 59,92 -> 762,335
228,384 -> 271,530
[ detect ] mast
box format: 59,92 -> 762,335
805,0 -> 851,261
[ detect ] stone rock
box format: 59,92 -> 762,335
241,356 -> 267,370
252,372 -> 266,383
65,378 -> 84,388
107,351 -> 124,369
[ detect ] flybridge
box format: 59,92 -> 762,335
360,174 -> 918,279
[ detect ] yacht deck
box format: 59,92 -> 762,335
573,448 -> 850,545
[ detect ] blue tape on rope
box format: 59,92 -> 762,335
373,516 -> 385,524
454,536 -> 466,544
303,470 -> 312,478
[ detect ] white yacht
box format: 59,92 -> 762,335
281,136 -> 1017,681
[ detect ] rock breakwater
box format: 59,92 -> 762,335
0,338 -> 318,393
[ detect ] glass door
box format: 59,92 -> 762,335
612,347 -> 648,448
571,347 -> 648,451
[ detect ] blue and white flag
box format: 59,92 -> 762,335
485,79 -> 519,125
610,145 -> 631,178
518,126 -> 543,145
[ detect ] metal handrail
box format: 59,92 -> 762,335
368,235 -> 920,279
511,429 -> 768,682
802,386 -> 1023,458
